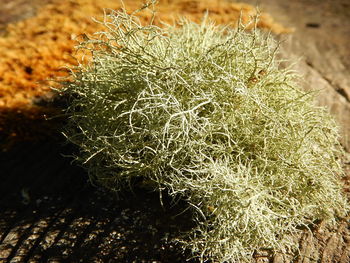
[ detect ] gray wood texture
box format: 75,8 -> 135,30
1,0 -> 349,262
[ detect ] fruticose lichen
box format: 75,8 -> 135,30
0,0 -> 292,146
61,7 -> 348,263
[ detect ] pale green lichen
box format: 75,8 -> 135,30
61,7 -> 348,262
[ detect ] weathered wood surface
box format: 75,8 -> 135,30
1,143 -> 349,262
0,0 -> 51,32
1,0 -> 350,262
244,0 -> 350,150
0,142 -> 196,263
243,0 -> 350,262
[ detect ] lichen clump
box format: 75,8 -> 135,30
62,9 -> 347,262
0,0 -> 292,147
0,0 -> 291,109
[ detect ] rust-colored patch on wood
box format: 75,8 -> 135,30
0,0 -> 292,145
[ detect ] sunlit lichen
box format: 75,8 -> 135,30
61,7 -> 348,262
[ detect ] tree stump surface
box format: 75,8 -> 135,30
1,0 -> 349,262
242,1 -> 350,262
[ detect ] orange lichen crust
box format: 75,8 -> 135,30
0,0 -> 293,146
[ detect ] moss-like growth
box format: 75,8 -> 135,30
61,7 -> 348,262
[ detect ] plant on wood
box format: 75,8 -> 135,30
61,6 -> 348,262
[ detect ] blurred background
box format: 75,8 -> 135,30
0,1 -> 349,262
